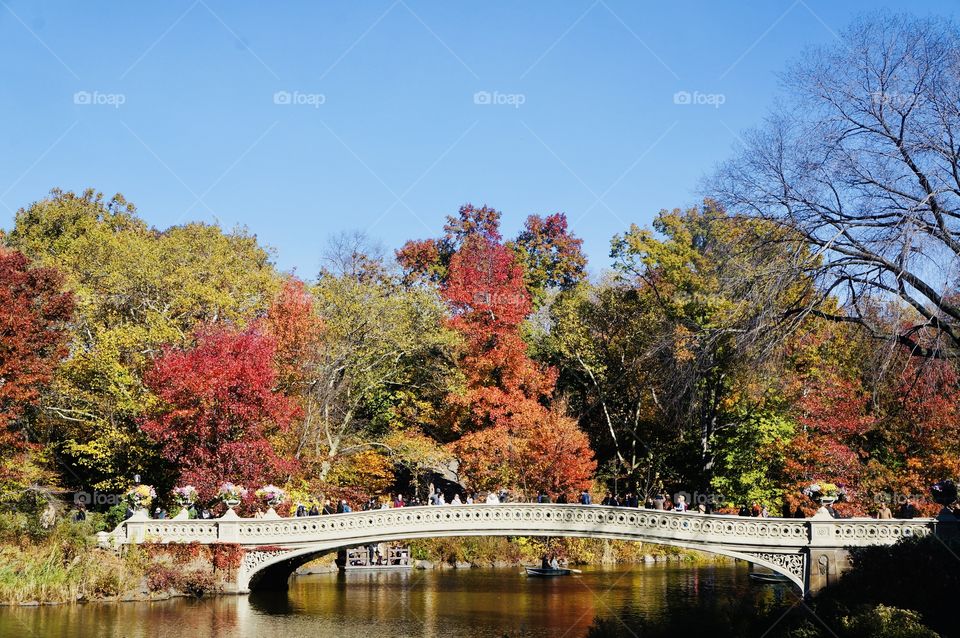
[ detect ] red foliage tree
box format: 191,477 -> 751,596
0,249 -> 73,452
442,203 -> 502,245
895,358 -> 960,453
883,357 -> 960,512
796,377 -> 875,438
443,235 -> 553,431
397,204 -> 503,285
784,376 -> 874,514
397,204 -> 585,304
141,325 -> 299,501
395,238 -> 443,286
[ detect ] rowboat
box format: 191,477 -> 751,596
524,567 -> 574,577
748,567 -> 791,584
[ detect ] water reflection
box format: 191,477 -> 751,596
0,563 -> 797,638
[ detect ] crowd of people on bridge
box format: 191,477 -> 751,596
113,482 -> 934,521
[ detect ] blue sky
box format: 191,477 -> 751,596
2,1 -> 957,277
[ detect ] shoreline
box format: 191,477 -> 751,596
0,546 -> 722,607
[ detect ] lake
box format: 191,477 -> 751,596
0,563 -> 798,637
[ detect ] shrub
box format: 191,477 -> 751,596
103,503 -> 129,531
145,564 -> 181,592
838,605 -> 940,638
812,536 -> 960,636
179,569 -> 215,597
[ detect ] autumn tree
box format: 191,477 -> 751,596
440,226 -> 596,496
443,235 -> 550,431
544,279 -> 682,498
141,326 -> 297,501
0,249 -> 73,489
398,204 -> 586,306
510,213 -> 586,307
396,204 -> 502,286
606,202 -> 813,489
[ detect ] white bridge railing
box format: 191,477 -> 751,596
101,503 -> 935,549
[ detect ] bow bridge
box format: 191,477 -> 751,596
98,504 -> 942,596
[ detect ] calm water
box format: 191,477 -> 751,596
0,564 -> 797,638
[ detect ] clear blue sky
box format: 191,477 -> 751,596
2,1 -> 956,278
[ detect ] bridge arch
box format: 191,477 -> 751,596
240,531 -> 807,593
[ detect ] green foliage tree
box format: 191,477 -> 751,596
263,246 -> 460,489
544,279 -> 675,497
609,201 -> 813,489
710,410 -> 794,510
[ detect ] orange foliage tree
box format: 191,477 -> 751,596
430,209 -> 595,497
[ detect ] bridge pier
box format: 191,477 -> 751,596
804,547 -> 853,595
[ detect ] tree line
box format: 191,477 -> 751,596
0,12 -> 958,518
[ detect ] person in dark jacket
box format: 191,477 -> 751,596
897,500 -> 918,519
579,490 -> 592,505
